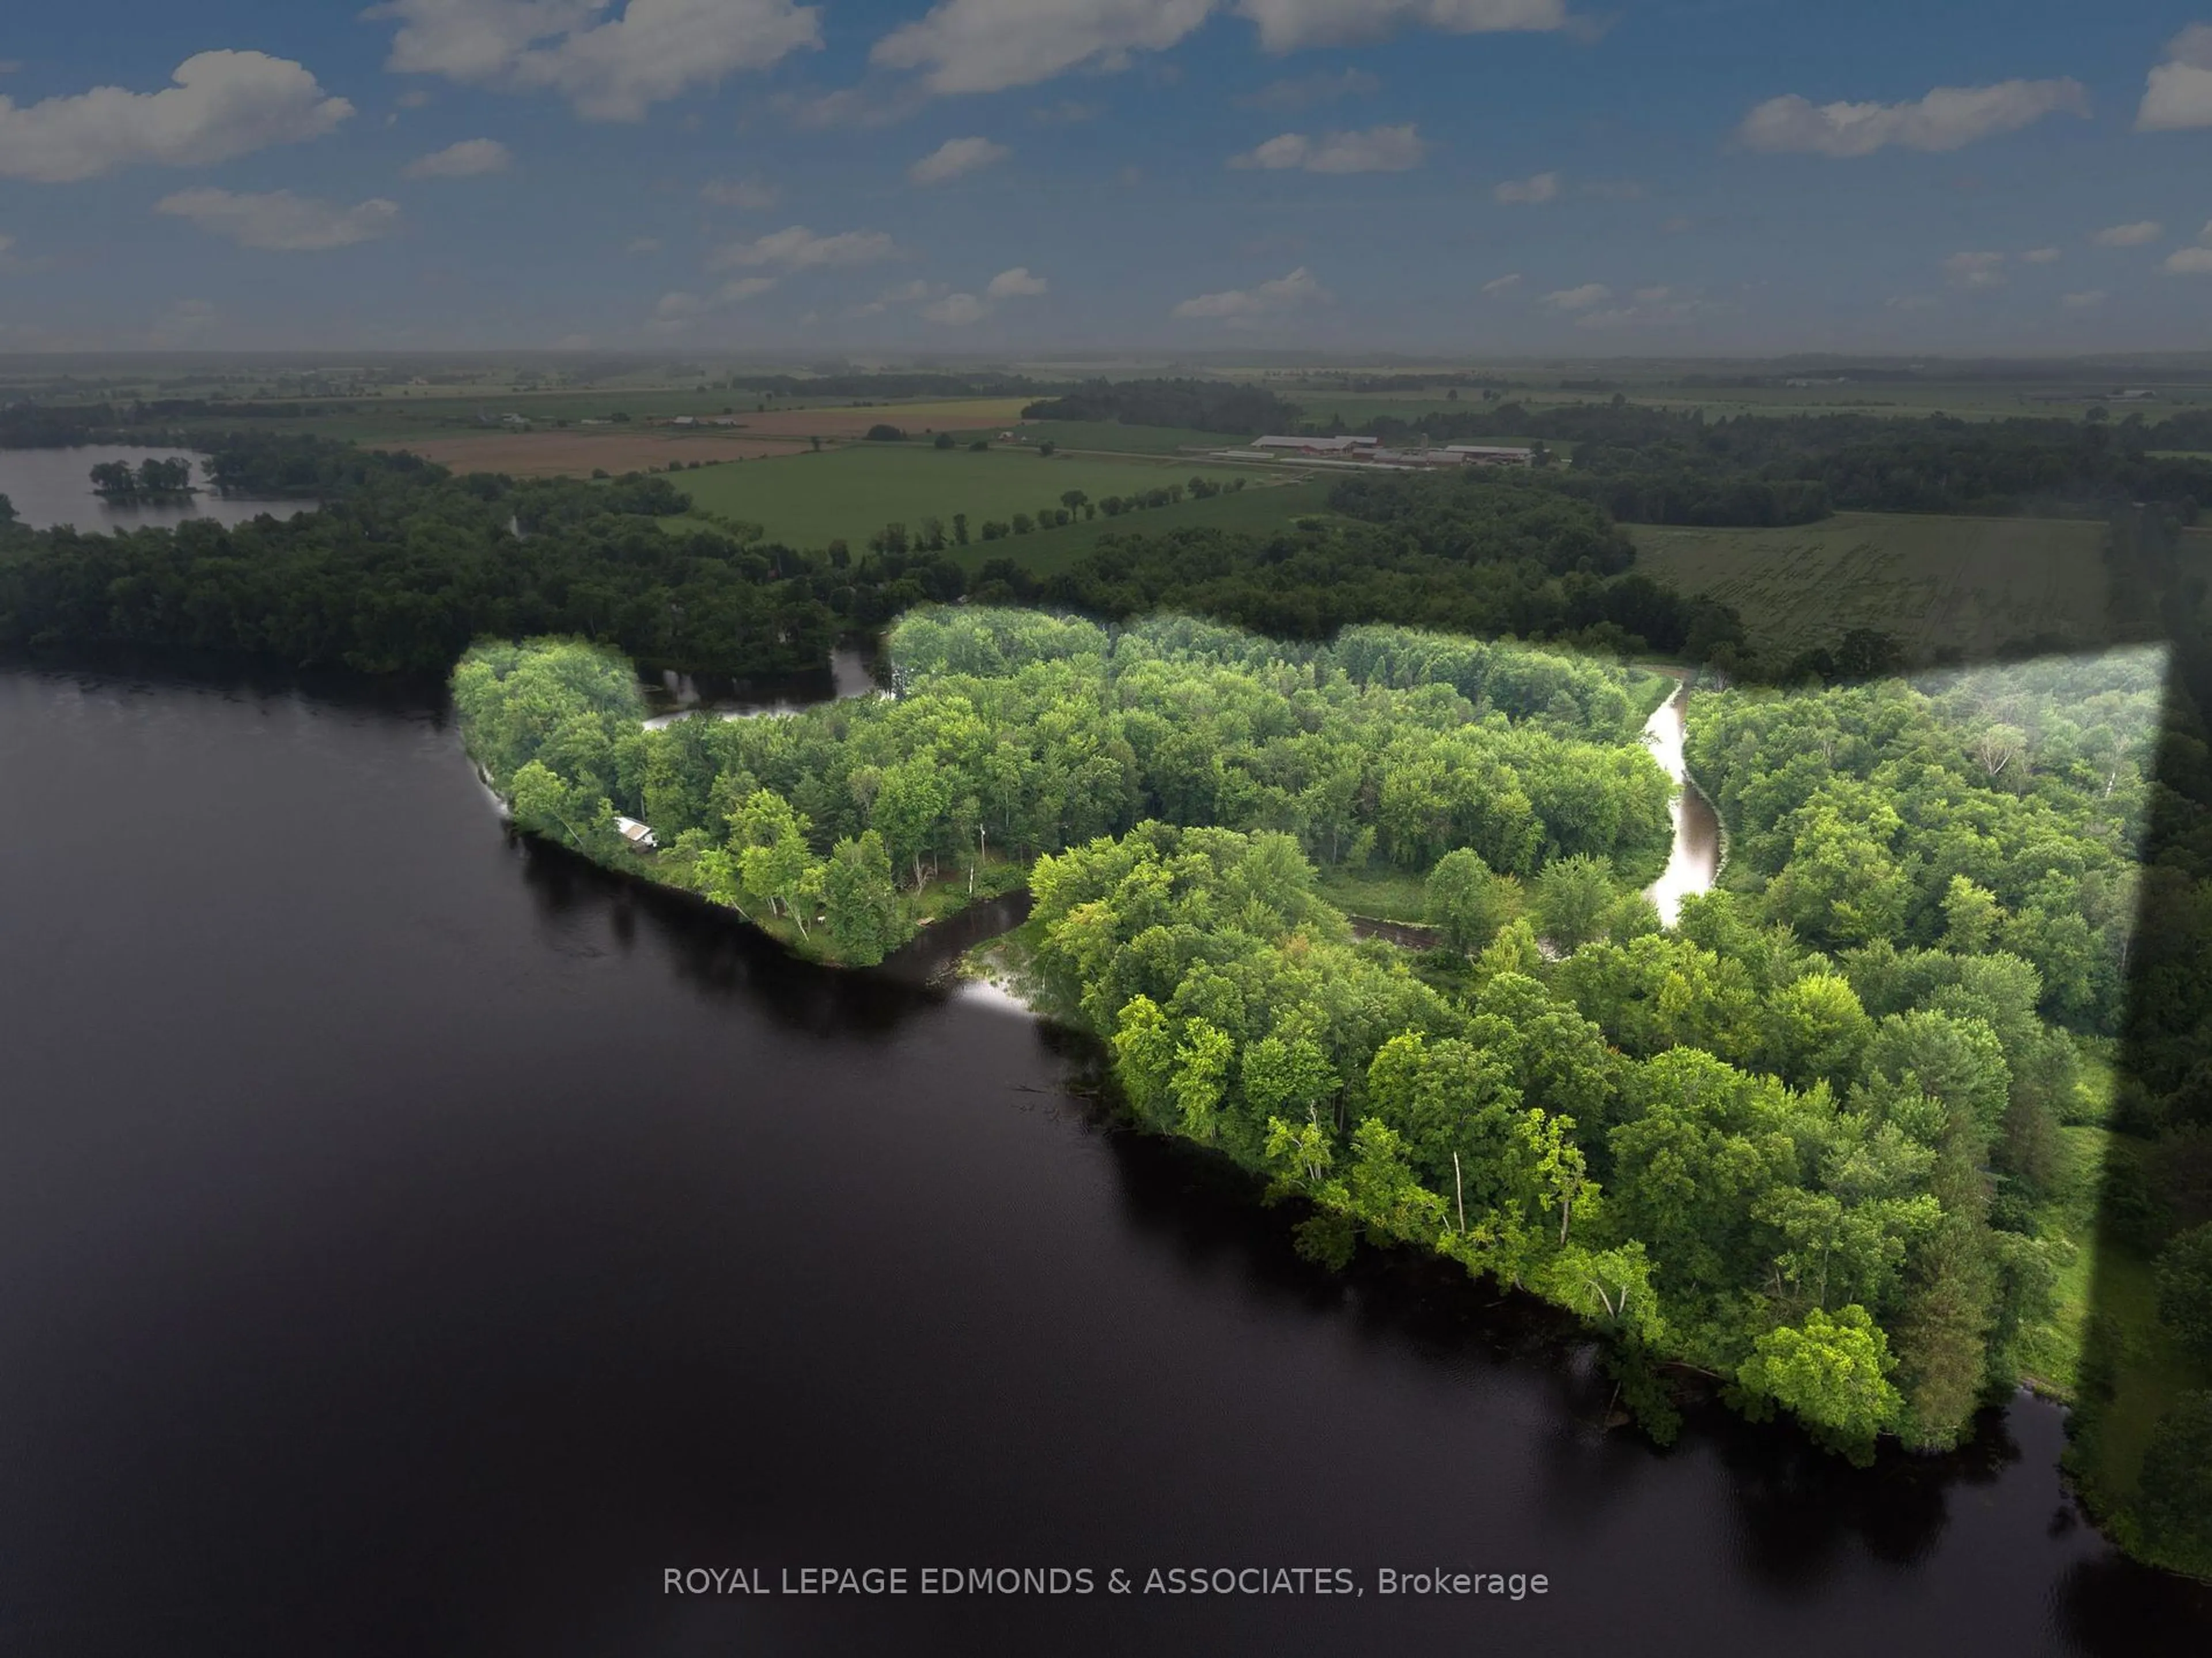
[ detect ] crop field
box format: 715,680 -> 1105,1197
668,442 -> 1268,551
950,476 -> 1338,576
1629,511 -> 2123,662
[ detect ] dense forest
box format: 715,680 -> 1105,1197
454,611 -> 1674,966
984,471 -> 1747,666
454,607 -> 2165,1493
1022,378 -> 1304,435
0,438 -> 1734,675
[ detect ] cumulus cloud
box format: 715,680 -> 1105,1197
2093,221 -> 2163,247
1736,77 -> 2088,156
921,291 -> 990,325
368,0 -> 823,121
1235,67 -> 1380,111
1480,272 -> 1521,294
0,50 -> 352,183
2021,245 -> 2061,264
1172,264 -> 1331,325
1493,170 -> 1558,203
710,224 -> 899,269
2139,23 -> 2212,130
908,134 -> 1010,183
701,176 -> 777,207
1573,286 -> 1707,330
2165,224 -> 2212,274
2062,290 -> 2107,308
402,137 -> 512,176
649,272 -> 777,331
1540,281 -> 1611,311
986,266 -> 1049,297
156,188 -> 400,252
872,0 -> 1215,96
1233,1 -> 1571,52
1942,249 -> 2007,290
1229,123 -> 1425,172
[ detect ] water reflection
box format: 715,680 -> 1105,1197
0,445 -> 316,531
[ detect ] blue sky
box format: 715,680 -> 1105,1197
0,1 -> 2207,355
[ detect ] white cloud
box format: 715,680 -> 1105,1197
1540,282 -> 1610,311
986,265 -> 1049,297
1172,264 -> 1331,325
2093,220 -> 2162,247
872,0 -> 1214,96
908,134 -> 1009,184
1233,1 -> 1570,52
1235,67 -> 1380,111
626,235 -> 662,253
2061,290 -> 2107,308
1574,287 -> 1706,330
1736,78 -> 2088,157
2021,245 -> 2061,264
396,89 -> 434,109
711,224 -> 900,269
0,50 -> 352,183
854,278 -> 935,316
921,291 -> 990,325
701,176 -> 777,207
403,137 -> 512,176
156,188 -> 401,252
2139,23 -> 2212,130
1493,169 -> 1558,203
2165,248 -> 2212,275
651,272 -> 777,331
1230,123 -> 1425,172
1480,272 -> 1521,294
368,0 -> 823,122
1942,249 -> 2007,290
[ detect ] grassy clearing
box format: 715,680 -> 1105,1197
1313,864 -> 1431,923
1628,512 -> 2119,663
666,443 -> 1261,552
950,476 -> 1337,576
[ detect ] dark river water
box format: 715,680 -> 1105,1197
3,661 -> 2209,1657
0,446 -> 315,531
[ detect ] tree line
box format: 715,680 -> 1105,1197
1021,378 -> 1305,435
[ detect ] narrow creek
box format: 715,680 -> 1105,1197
1642,683 -> 1724,926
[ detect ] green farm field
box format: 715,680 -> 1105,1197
668,443 -> 1269,552
1629,512 -> 2122,662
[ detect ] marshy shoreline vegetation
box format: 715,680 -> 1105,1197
453,607 -> 2176,1528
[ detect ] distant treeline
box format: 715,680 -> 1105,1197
965,471 -> 1742,664
1339,403 -> 2212,523
726,372 -> 1046,400
1022,378 -> 1304,434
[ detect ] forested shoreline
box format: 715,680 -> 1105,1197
454,608 -> 2169,1498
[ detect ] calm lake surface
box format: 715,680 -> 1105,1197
2,661 -> 2208,1657
0,446 -> 316,531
